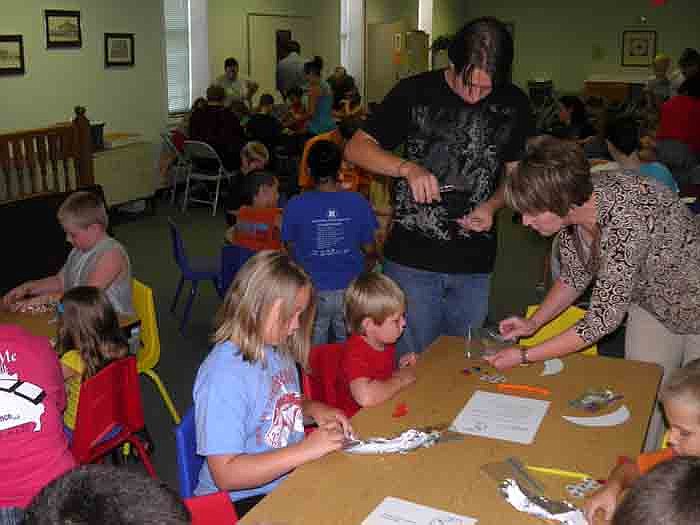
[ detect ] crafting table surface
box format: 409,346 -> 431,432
241,336 -> 662,525
0,309 -> 139,341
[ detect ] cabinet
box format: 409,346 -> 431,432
93,141 -> 158,207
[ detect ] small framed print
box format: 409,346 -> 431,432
105,33 -> 134,67
45,10 -> 82,49
621,30 -> 657,67
0,35 -> 25,75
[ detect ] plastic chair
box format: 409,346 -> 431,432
182,141 -> 233,216
160,131 -> 189,205
520,305 -> 598,356
302,343 -> 345,408
71,356 -> 156,478
218,244 -> 255,299
132,278 -> 181,424
168,218 -> 220,333
174,406 -> 204,498
184,492 -> 238,525
230,207 -> 283,252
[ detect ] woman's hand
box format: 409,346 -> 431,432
403,163 -> 440,204
484,347 -> 523,371
499,316 -> 537,340
457,203 -> 496,232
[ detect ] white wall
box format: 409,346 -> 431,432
0,0 -> 168,139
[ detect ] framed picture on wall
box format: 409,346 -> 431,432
621,30 -> 657,67
0,35 -> 25,75
105,33 -> 135,67
45,10 -> 82,48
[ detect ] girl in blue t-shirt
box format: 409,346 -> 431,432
193,251 -> 353,518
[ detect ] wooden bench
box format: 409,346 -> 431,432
0,107 -> 94,203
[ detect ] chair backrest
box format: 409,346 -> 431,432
520,305 -> 598,356
184,140 -> 222,164
231,207 -> 283,252
168,218 -> 192,273
132,279 -> 160,372
184,491 -> 238,525
174,406 -> 204,498
71,356 -> 145,464
218,244 -> 255,299
303,343 -> 345,407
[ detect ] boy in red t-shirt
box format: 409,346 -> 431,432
584,358 -> 700,523
335,273 -> 418,417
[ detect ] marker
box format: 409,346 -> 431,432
497,383 -> 551,396
526,465 -> 591,480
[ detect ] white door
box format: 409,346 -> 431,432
248,14 -> 314,104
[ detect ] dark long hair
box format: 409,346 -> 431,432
448,17 -> 513,88
59,286 -> 128,378
304,56 -> 323,77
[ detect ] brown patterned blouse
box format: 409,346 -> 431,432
558,171 -> 700,344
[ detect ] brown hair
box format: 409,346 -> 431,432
612,456 -> 700,525
505,136 -> 593,217
59,286 -> 128,379
660,358 -> 700,417
212,251 -> 315,367
344,273 -> 406,335
57,191 -> 108,230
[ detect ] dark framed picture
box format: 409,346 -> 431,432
45,10 -> 82,49
0,35 -> 25,75
105,33 -> 134,67
621,30 -> 657,67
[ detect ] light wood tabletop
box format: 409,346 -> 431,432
0,309 -> 139,341
241,336 -> 663,525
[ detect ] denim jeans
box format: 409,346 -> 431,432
0,507 -> 24,525
384,260 -> 490,359
313,289 -> 347,346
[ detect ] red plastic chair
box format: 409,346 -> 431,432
70,356 -> 156,478
302,343 -> 344,408
184,492 -> 238,525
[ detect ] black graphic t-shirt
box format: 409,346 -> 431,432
364,70 -> 533,273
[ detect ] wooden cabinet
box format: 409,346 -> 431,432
93,141 -> 157,207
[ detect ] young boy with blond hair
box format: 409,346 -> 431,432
584,358 -> 700,523
335,272 -> 417,417
2,191 -> 133,315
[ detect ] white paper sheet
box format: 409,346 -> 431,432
362,496 -> 477,525
450,391 -> 551,445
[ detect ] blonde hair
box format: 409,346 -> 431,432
344,273 -> 406,335
57,191 -> 108,230
241,141 -> 270,166
660,359 -> 700,418
212,251 -> 315,366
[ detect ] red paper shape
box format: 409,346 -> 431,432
392,402 -> 408,418
651,0 -> 665,6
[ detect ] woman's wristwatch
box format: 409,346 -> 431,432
520,347 -> 531,366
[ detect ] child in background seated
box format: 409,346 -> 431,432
282,140 -> 378,345
335,272 -> 417,418
226,171 -> 282,249
584,358 -> 700,523
246,93 -> 283,156
58,286 -> 129,432
224,141 -> 271,227
611,456 -> 700,525
2,191 -> 133,315
193,251 -> 352,518
282,87 -> 310,134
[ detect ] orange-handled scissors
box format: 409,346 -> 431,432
497,383 -> 551,396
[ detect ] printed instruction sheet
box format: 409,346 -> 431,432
362,496 -> 477,525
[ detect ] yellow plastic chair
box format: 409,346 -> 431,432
133,279 -> 181,424
520,305 -> 598,356
662,430 -> 670,449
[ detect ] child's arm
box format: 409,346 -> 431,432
350,367 -> 416,408
583,461 -> 640,523
206,424 -> 346,491
87,247 -> 127,290
3,273 -> 64,307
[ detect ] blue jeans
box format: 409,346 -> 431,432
313,289 -> 347,346
384,260 -> 490,359
0,507 -> 24,525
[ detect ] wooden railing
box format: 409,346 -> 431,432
0,107 -> 94,202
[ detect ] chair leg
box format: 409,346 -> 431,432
182,175 -> 191,213
127,435 -> 157,478
141,368 -> 181,424
170,276 -> 185,314
180,281 -> 198,333
211,177 -> 221,216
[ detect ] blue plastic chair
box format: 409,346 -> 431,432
218,244 -> 256,299
174,406 -> 203,498
168,218 -> 220,333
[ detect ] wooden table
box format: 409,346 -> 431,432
241,336 -> 662,525
0,309 -> 139,342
